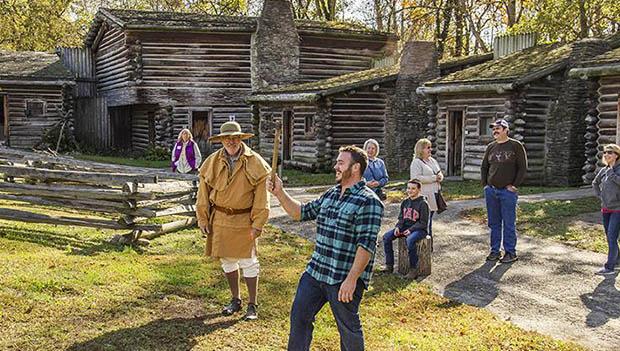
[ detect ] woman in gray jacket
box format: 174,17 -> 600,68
592,143 -> 620,275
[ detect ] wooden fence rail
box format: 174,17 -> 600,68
0,148 -> 199,245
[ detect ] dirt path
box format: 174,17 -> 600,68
269,187 -> 620,350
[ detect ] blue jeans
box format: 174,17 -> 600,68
383,228 -> 428,268
288,272 -> 365,351
602,212 -> 620,270
484,186 -> 518,255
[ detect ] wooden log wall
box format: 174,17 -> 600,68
2,84 -> 65,149
435,93 -> 509,181
258,105 -> 319,170
131,104 -> 157,151
329,87 -> 391,153
583,75 -> 620,182
58,47 -> 96,98
95,25 -> 132,93
521,79 -> 560,184
298,36 -> 387,83
136,32 -> 252,91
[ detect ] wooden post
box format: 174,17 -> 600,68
397,236 -> 432,278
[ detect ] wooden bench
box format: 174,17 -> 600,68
397,236 -> 432,277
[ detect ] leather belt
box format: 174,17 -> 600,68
212,204 -> 252,216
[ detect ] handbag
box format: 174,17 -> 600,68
422,158 -> 447,214
435,189 -> 447,214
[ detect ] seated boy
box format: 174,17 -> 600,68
382,179 -> 430,277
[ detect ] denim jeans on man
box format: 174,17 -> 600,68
602,212 -> 620,270
383,229 -> 428,268
288,272 -> 365,351
484,185 -> 518,254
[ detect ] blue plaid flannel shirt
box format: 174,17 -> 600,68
300,180 -> 384,288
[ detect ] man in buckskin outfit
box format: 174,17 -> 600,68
196,121 -> 271,321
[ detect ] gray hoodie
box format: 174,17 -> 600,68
592,163 -> 620,210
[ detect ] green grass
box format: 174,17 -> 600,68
386,180 -> 577,203
74,154 -> 170,169
0,201 -> 586,350
461,197 -> 605,253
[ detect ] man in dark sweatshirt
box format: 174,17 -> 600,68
382,179 -> 430,277
481,118 -> 527,264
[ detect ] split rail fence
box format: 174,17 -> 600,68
0,147 -> 199,244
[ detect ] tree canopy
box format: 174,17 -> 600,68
0,0 -> 618,58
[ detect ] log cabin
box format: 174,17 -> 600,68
569,32 -> 620,183
70,0 -> 398,155
0,51 -> 75,149
247,41 -> 493,172
418,34 -> 615,186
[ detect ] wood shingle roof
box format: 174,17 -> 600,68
0,51 -> 73,81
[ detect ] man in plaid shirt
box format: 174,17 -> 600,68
268,145 -> 384,351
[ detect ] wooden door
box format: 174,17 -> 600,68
282,110 -> 294,161
191,110 -> 212,156
447,110 -> 464,176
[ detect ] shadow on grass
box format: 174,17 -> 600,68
443,261 -> 513,308
580,274 -> 620,328
66,313 -> 239,351
0,224 -> 122,256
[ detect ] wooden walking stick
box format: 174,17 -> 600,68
271,122 -> 281,183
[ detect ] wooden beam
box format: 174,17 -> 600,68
0,207 -> 127,229
0,165 -> 158,186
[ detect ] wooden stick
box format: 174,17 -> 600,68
0,208 -> 127,229
271,124 -> 281,183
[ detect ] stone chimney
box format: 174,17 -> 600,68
385,41 -> 439,172
251,0 -> 300,90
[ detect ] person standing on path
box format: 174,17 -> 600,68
410,138 -> 443,237
592,143 -> 620,275
195,121 -> 271,321
481,118 -> 527,264
267,145 -> 384,351
362,139 -> 389,201
171,128 -> 202,174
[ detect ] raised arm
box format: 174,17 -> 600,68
267,174 -> 302,220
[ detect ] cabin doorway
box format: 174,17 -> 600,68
447,110 -> 464,176
282,110 -> 294,161
0,95 -> 6,142
190,109 -> 212,157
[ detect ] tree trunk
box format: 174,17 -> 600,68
505,0 -> 517,27
374,0 -> 384,31
437,0 -> 454,58
454,0 -> 464,56
397,236 -> 432,277
578,0 -> 589,38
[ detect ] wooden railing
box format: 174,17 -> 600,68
0,147 -> 199,245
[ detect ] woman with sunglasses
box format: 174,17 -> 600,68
592,144 -> 620,275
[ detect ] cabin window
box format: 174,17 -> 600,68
25,100 -> 45,118
304,114 -> 314,134
479,116 -> 493,136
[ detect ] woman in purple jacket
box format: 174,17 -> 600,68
171,129 -> 202,174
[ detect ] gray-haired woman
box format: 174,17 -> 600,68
363,139 -> 389,200
592,143 -> 620,275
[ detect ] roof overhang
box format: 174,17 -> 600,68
417,82 -> 514,95
246,93 -> 320,104
0,78 -> 75,86
569,64 -> 620,79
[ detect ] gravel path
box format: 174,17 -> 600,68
269,187 -> 620,350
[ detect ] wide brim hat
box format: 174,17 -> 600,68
209,121 -> 254,143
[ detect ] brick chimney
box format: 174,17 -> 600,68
251,0 -> 300,90
385,41 -> 439,172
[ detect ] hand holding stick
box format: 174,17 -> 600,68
271,123 -> 282,184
